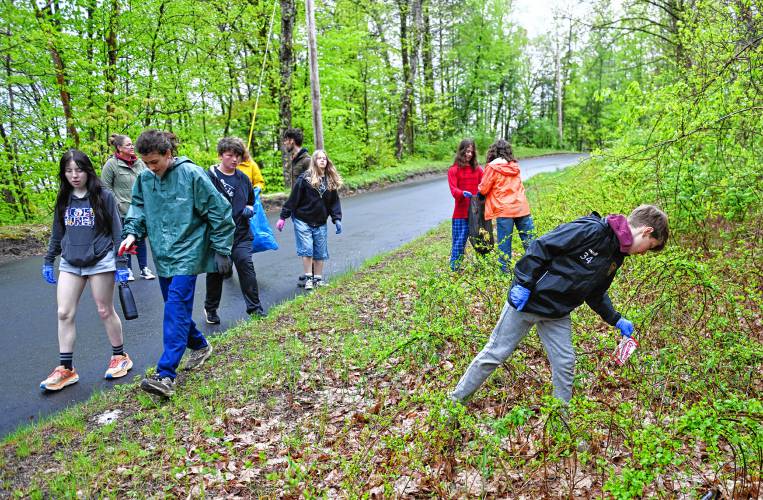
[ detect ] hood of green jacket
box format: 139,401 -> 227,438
122,157 -> 234,277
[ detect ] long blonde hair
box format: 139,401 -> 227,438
308,149 -> 343,191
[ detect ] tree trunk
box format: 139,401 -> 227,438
493,79 -> 505,135
224,58 -> 235,136
105,0 -> 119,138
144,0 -> 167,127
438,10 -> 445,98
361,59 -> 369,144
32,1 -> 80,147
305,0 -> 324,150
279,0 -> 296,187
85,0 -> 97,142
395,0 -> 421,160
555,37 -> 563,147
421,0 -> 435,123
1,53 -> 31,219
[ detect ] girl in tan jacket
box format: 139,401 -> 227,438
478,139 -> 535,272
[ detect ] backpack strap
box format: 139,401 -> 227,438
207,166 -> 233,203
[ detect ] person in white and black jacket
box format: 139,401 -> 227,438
40,149 -> 133,392
276,149 -> 343,290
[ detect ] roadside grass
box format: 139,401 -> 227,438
2,157 -> 760,498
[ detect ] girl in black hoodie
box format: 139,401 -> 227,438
277,149 -> 343,290
40,150 -> 132,391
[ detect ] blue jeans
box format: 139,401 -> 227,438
496,215 -> 535,271
293,217 -> 329,260
126,238 -> 148,270
157,275 -> 208,379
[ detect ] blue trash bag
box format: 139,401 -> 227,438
250,188 -> 279,253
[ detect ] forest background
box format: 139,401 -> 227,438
2,0 -> 758,231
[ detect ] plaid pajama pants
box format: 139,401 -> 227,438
450,218 -> 470,270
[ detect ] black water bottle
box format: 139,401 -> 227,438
118,282 -> 139,320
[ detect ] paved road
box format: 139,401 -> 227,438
0,154 -> 585,437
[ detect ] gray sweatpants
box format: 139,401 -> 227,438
451,302 -> 575,403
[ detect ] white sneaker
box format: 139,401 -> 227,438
127,269 -> 135,282
140,267 -> 156,280
304,275 -> 314,290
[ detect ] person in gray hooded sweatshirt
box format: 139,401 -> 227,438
41,149 -> 132,391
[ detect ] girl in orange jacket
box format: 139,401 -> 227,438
478,139 -> 535,271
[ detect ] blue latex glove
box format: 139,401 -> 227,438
335,220 -> 343,234
253,186 -> 261,197
463,191 -> 473,198
510,284 -> 530,311
242,206 -> 254,218
115,268 -> 130,283
616,317 -> 634,337
42,264 -> 56,285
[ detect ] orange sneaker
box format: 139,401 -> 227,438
40,366 -> 79,391
104,354 -> 133,379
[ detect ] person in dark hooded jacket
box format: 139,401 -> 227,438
282,128 -> 311,189
40,149 -> 132,392
276,149 -> 342,290
450,205 -> 669,406
121,130 -> 234,398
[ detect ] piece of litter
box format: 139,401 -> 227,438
95,409 -> 122,425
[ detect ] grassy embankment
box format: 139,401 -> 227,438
1,157 -> 760,498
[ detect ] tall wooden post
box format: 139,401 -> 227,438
305,0 -> 324,150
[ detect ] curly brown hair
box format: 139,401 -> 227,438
486,139 -> 515,163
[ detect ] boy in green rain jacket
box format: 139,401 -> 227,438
121,130 -> 234,398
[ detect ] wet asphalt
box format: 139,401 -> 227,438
0,154 -> 586,437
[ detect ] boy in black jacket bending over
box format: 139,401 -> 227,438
450,205 -> 669,404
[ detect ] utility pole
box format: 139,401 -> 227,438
554,16 -> 564,148
305,0 -> 324,150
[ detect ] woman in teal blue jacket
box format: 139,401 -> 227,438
121,130 -> 234,398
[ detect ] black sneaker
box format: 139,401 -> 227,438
140,374 -> 175,397
183,344 -> 213,371
248,306 -> 266,318
297,274 -> 308,288
204,309 -> 220,325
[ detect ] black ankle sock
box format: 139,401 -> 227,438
60,352 -> 73,370
112,344 -> 124,357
